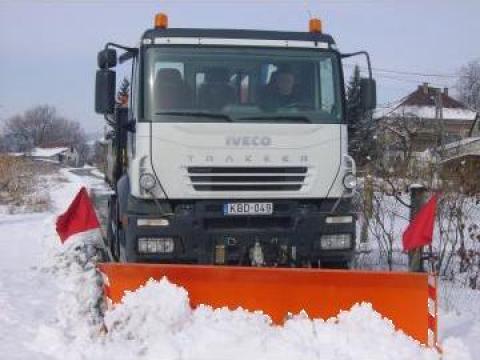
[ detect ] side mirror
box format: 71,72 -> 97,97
95,69 -> 116,114
97,48 -> 117,69
360,78 -> 377,111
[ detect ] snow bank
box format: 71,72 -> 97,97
33,237 -> 106,347
100,278 -> 441,360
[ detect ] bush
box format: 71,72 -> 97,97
0,155 -> 52,213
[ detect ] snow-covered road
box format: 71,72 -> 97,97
0,213 -> 56,360
0,167 -> 477,360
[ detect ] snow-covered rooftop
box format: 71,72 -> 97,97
375,105 -> 477,121
443,136 -> 480,151
30,147 -> 69,157
374,84 -> 478,121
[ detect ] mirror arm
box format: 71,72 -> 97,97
119,51 -> 137,64
341,51 -> 373,80
104,42 -> 137,53
104,42 -> 138,66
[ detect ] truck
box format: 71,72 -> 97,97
96,14 -> 376,269
95,13 -> 438,348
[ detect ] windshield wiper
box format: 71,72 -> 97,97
155,111 -> 233,122
238,115 -> 312,123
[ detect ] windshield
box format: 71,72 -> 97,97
143,47 -> 343,123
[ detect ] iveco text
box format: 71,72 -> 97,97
225,136 -> 272,146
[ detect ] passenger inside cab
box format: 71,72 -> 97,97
198,67 -> 236,110
154,68 -> 191,110
259,66 -> 298,111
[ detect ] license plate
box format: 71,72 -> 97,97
224,202 -> 273,215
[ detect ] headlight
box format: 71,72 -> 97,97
137,218 -> 170,226
326,216 -> 354,224
139,173 -> 156,191
319,234 -> 352,250
138,237 -> 175,254
343,173 -> 357,190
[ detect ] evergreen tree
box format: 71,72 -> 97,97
346,65 -> 362,127
346,65 -> 376,166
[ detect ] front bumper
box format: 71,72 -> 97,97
123,198 -> 355,266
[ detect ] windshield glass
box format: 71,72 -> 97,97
143,47 -> 343,123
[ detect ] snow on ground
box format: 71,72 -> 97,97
0,166 -> 478,359
0,212 -> 55,360
0,167 -> 104,359
439,283 -> 480,358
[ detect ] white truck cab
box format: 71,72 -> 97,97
95,14 -> 376,268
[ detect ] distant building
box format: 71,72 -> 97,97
27,146 -> 80,167
375,83 -> 478,162
375,83 -> 479,192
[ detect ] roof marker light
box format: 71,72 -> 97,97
309,18 -> 322,33
155,13 -> 168,29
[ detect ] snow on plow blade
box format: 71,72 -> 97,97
98,263 -> 433,346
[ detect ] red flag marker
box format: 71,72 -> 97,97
402,194 -> 438,251
56,187 -> 100,243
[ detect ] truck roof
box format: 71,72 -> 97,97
142,28 -> 335,46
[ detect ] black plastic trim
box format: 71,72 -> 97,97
121,198 -> 355,266
188,166 -> 308,174
193,184 -> 302,191
142,28 -> 335,45
190,176 -> 305,183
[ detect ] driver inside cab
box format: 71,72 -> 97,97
259,67 -> 297,111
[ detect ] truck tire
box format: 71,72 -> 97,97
118,227 -> 127,262
322,261 -> 350,270
107,197 -> 121,261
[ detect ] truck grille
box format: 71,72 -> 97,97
187,167 -> 307,191
204,216 -> 292,230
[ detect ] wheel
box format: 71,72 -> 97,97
107,197 -> 121,261
321,261 -> 350,270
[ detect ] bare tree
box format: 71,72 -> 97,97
378,112 -> 432,161
2,105 -> 87,156
457,59 -> 480,111
0,133 -> 9,153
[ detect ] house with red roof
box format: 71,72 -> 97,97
375,83 -> 479,192
375,83 -> 478,162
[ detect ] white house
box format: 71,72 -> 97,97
27,146 -> 80,167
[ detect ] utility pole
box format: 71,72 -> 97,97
432,87 -> 445,190
434,88 -> 445,152
408,185 -> 428,272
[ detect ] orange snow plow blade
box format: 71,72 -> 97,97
98,263 -> 433,346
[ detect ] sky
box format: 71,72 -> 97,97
0,0 -> 479,133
